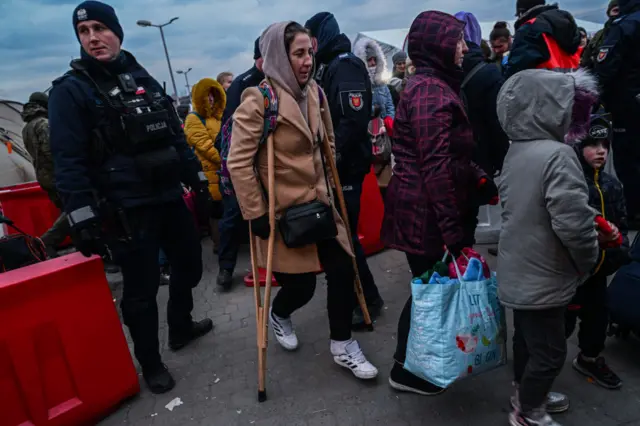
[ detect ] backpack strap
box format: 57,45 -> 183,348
257,80 -> 279,144
461,62 -> 487,90
190,111 -> 206,126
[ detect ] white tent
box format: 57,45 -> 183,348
355,19 -> 604,66
0,100 -> 36,188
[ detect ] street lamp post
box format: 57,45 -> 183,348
137,17 -> 180,104
176,67 -> 193,98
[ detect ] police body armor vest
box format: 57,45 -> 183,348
526,18 -> 582,73
68,60 -> 183,188
69,60 -> 176,159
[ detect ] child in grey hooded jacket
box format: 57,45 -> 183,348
496,69 -> 618,426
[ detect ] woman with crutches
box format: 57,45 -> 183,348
227,21 -> 379,394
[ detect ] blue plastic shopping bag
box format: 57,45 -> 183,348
404,257 -> 507,388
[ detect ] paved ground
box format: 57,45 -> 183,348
100,241 -> 640,426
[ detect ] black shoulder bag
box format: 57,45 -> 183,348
276,131 -> 338,249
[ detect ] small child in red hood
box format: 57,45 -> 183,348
566,114 -> 629,390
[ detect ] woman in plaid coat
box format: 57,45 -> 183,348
382,10 -> 496,396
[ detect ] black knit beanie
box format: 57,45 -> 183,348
253,36 -> 261,60
516,0 -> 545,16
73,1 -> 124,43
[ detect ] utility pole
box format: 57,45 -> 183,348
137,17 -> 180,103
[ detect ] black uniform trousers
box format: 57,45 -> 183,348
109,199 -> 203,370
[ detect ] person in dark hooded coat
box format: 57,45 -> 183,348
505,0 -> 582,77
595,0 -> 640,228
455,12 -> 510,178
382,10 -> 496,396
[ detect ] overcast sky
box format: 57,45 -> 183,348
0,0 -> 610,102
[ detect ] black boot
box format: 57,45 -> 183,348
352,297 -> 385,331
388,362 -> 445,396
216,269 -> 233,291
169,319 -> 214,351
143,363 -> 176,394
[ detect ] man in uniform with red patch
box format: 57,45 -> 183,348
595,0 -> 640,228
306,12 -> 386,329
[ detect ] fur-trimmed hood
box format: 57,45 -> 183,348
192,78 -> 226,120
353,37 -> 388,85
497,69 -> 598,144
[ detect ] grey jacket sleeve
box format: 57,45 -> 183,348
542,147 -> 599,275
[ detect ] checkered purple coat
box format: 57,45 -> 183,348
381,11 -> 485,257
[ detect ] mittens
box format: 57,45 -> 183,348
477,177 -> 499,206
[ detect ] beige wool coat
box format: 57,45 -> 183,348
227,79 -> 353,274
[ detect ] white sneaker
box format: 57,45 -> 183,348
509,408 -> 562,426
331,340 -> 378,380
269,308 -> 298,351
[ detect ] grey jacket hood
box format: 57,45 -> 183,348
497,69 -> 598,144
353,37 -> 388,86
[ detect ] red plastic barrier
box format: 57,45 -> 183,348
0,253 -> 139,425
0,182 -> 68,244
357,167 -> 385,256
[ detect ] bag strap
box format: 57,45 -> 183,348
461,62 -> 487,90
190,111 -> 206,126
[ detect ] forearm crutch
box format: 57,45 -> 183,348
320,139 -> 374,331
249,133 -> 277,403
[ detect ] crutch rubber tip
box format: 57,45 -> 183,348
258,390 -> 267,402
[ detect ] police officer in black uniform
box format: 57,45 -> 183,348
48,1 -> 212,393
595,0 -> 640,228
305,12 -> 385,329
215,37 -> 264,290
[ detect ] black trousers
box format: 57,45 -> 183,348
513,308 -> 567,414
271,238 -> 356,342
393,252 -> 443,364
565,274 -> 609,358
342,181 -> 382,304
110,200 -> 203,370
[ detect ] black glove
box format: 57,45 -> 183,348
448,241 -> 466,258
69,216 -> 106,258
251,214 -> 270,240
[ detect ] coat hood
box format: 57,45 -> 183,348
260,21 -> 307,101
497,69 -> 598,143
191,78 -> 226,120
515,4 -> 580,55
454,11 -> 482,46
353,37 -> 388,85
620,0 -> 640,13
21,102 -> 47,123
407,11 -> 465,85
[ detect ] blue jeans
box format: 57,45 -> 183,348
341,181 -> 381,304
218,192 -> 246,272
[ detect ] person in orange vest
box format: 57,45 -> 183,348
504,0 -> 582,77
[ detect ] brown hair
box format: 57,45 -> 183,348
480,40 -> 492,60
490,21 -> 511,42
216,71 -> 233,84
284,22 -> 309,54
